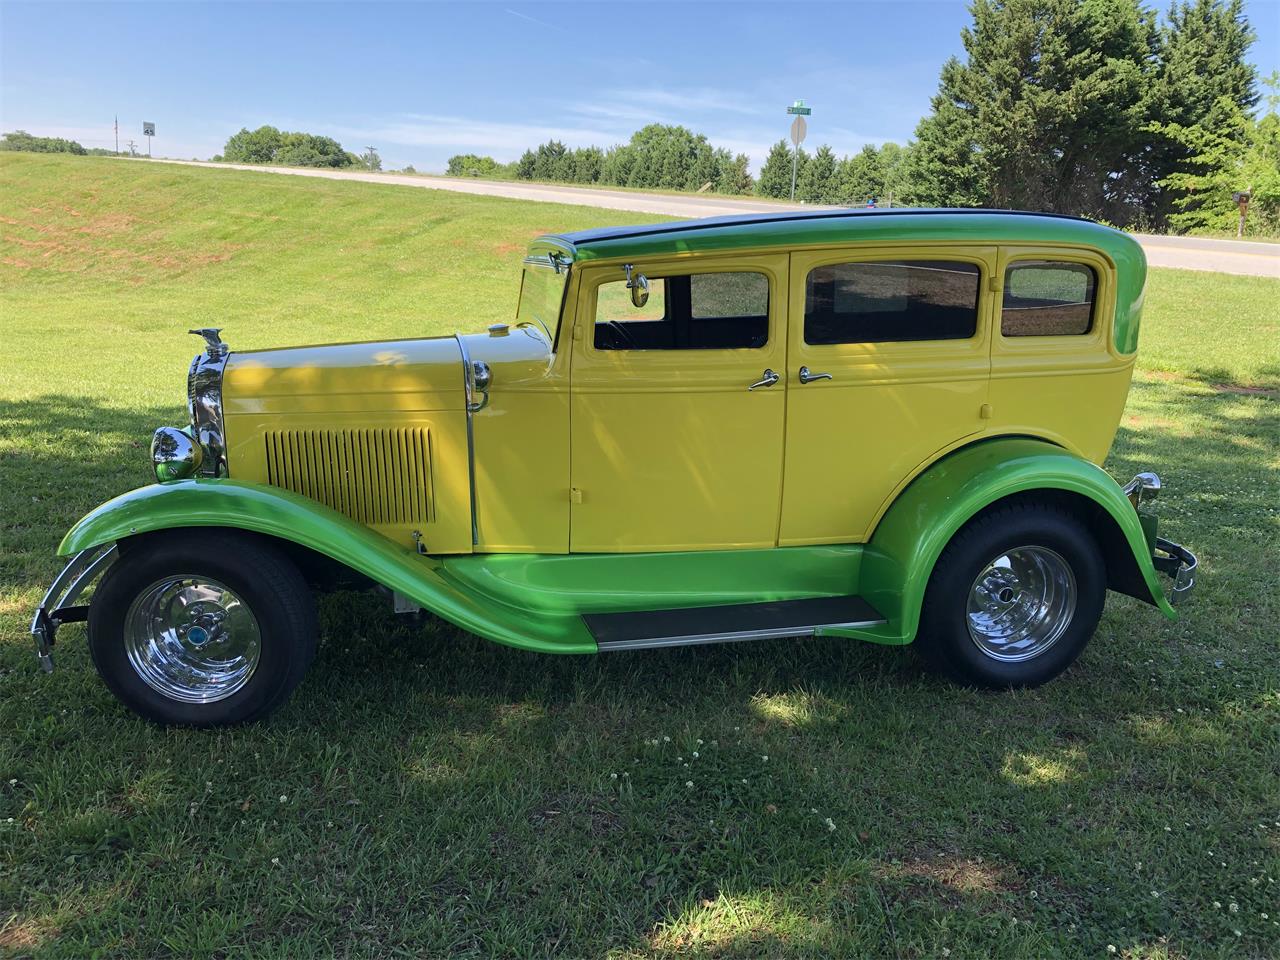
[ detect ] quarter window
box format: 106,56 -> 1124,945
1001,261 -> 1096,337
594,271 -> 769,350
804,260 -> 981,345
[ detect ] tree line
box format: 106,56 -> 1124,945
451,125 -> 754,196
448,0 -> 1276,235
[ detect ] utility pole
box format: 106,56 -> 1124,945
114,115 -> 119,155
365,145 -> 379,170
125,139 -> 137,157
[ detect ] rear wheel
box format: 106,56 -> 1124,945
915,503 -> 1106,689
88,531 -> 317,726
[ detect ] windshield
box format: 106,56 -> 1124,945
516,256 -> 570,346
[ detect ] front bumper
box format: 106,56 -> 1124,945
29,543 -> 118,672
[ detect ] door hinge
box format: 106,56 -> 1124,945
571,324 -> 583,341
569,487 -> 583,504
988,274 -> 1003,294
979,402 -> 993,420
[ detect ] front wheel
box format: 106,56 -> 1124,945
915,503 -> 1106,689
88,531 -> 317,726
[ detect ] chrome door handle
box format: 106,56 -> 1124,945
798,366 -> 832,384
748,368 -> 780,391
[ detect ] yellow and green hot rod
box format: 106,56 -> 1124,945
32,209 -> 1198,725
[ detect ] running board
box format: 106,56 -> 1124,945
585,595 -> 885,651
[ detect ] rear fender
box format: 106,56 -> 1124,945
841,437 -> 1175,646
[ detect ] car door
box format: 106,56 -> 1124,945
779,246 -> 997,545
569,254 -> 788,552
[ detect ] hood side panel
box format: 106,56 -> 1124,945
222,337 -> 474,554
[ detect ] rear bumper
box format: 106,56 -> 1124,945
1152,536 -> 1197,606
1124,471 -> 1197,608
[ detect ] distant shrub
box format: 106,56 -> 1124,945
447,153 -> 506,178
1,130 -> 87,155
220,126 -> 356,168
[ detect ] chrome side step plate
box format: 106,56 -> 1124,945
585,595 -> 885,652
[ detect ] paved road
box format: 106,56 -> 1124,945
146,158 -> 1279,277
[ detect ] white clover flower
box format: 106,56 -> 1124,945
825,818 -> 836,832
663,736 -> 671,742
279,795 -> 288,803
1151,891 -> 1160,898
761,755 -> 769,762
1214,901 -> 1222,909
1107,946 -> 1116,955
271,857 -> 281,865
692,752 -> 699,759
696,739 -> 703,745
7,779 -> 16,786
1229,903 -> 1239,913
610,773 -> 617,780
685,781 -> 693,788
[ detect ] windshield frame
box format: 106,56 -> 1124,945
516,252 -> 572,351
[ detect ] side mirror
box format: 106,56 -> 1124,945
623,263 -> 650,308
629,273 -> 650,308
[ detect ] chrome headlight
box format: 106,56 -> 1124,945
187,329 -> 229,477
152,427 -> 204,482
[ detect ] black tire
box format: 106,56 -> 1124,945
915,503 -> 1106,689
88,530 -> 317,726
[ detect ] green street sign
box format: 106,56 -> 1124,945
787,100 -> 812,116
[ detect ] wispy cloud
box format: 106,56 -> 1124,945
503,7 -> 563,32
569,86 -> 766,126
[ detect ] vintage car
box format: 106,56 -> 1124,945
32,209 -> 1198,726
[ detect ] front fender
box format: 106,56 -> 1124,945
844,437 -> 1176,646
59,479 -> 595,654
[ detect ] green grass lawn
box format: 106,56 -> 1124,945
2,153 -> 1277,959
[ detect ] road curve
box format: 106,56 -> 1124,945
142,158 -> 1279,278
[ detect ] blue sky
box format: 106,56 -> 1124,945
2,0 -> 1278,172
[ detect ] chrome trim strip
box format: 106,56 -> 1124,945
454,334 -> 480,546
29,544 -> 119,672
595,617 -> 886,652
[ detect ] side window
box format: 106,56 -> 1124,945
1002,261 -> 1096,337
804,260 -> 981,345
595,271 -> 768,350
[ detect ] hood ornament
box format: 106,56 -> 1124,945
189,327 -> 228,359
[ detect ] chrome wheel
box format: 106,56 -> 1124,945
123,576 -> 261,703
966,546 -> 1077,663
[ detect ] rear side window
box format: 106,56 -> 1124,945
1002,261 -> 1096,336
595,271 -> 768,350
804,260 -> 981,345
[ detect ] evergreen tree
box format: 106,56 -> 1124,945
716,153 -> 754,195
836,145 -> 885,206
1147,0 -> 1260,222
515,149 -> 536,180
906,0 -> 1161,221
1153,76 -> 1280,234
797,145 -> 838,203
600,144 -> 634,185
756,140 -> 800,198
571,147 -> 604,184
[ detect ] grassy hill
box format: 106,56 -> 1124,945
1,153 -> 1277,958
